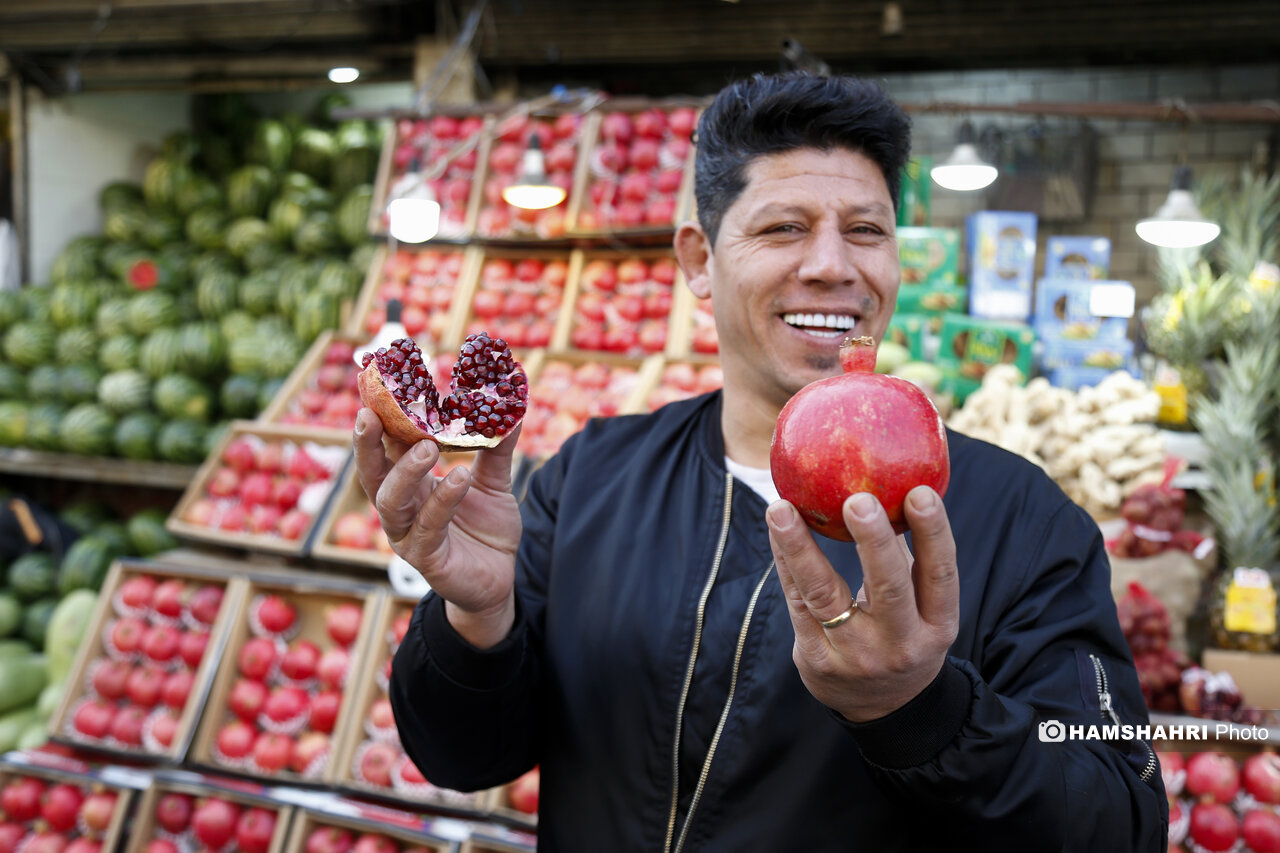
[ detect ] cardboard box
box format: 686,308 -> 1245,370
897,227 -> 959,287
1044,236 -> 1111,280
967,211 -> 1038,321
936,315 -> 1036,383
1040,335 -> 1134,371
49,559 -> 248,763
189,573 -> 386,785
330,596 -> 497,816
282,805 -> 457,853
885,314 -> 927,361
1201,649 -> 1280,710
1033,278 -> 1134,342
1048,366 -> 1124,391
0,756 -> 136,853
896,157 -> 932,229
123,774 -> 295,853
166,421 -> 353,558
894,285 -> 967,334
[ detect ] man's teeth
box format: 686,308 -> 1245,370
782,313 -> 857,336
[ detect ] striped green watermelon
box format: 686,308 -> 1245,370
0,291 -> 23,331
175,175 -> 223,216
255,315 -> 291,340
280,171 -> 319,197
26,364 -> 61,398
154,374 -> 215,422
275,270 -> 311,320
202,421 -> 229,457
99,182 -> 143,215
21,288 -> 52,324
49,284 -> 100,329
227,334 -> 264,375
177,322 -> 227,377
99,336 -> 140,372
336,185 -> 374,247
55,327 -> 98,366
291,128 -> 335,182
220,374 -> 262,418
185,207 -> 229,250
59,403 -> 116,456
267,196 -> 309,243
238,271 -> 279,317
126,291 -> 180,335
293,291 -> 341,343
196,270 -> 239,319
3,323 -> 56,368
219,310 -> 257,342
258,376 -> 287,410
248,119 -> 293,172
0,365 -> 26,399
142,158 -> 193,210
316,261 -> 361,300
0,402 -> 28,446
140,213 -> 184,250
94,298 -> 132,338
58,535 -> 123,595
159,241 -> 198,274
138,328 -> 183,379
98,370 -> 151,414
156,419 -> 207,464
332,123 -> 379,194
260,335 -> 303,378
197,133 -> 238,179
99,242 -> 145,278
26,402 -> 65,451
241,241 -> 286,273
161,130 -> 201,164
226,165 -> 277,218
114,412 -> 161,460
125,256 -> 187,292
293,212 -> 340,257
50,237 -> 103,284
103,206 -> 148,243
225,217 -> 275,260
61,365 -> 103,405
349,241 -> 378,274
192,250 -> 237,280
175,290 -> 201,324
126,509 -> 178,557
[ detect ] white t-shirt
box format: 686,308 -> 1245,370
725,456 -> 780,505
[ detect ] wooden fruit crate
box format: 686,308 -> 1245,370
554,247 -> 684,358
166,421 -> 353,558
344,244 -> 481,351
188,572 -> 386,787
329,595 -> 497,816
123,774 -> 295,853
446,246 -> 578,356
282,805 -> 458,853
48,559 -> 248,763
565,98 -> 704,238
258,331 -> 367,439
664,282 -> 719,359
0,756 -> 137,853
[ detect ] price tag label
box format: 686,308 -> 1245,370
1088,283 -> 1136,318
1224,567 -> 1278,635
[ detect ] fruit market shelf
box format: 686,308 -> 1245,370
0,448 -> 199,489
1148,712 -> 1280,743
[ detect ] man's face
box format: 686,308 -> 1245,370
678,147 -> 901,412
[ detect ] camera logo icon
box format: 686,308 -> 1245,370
1038,720 -> 1066,743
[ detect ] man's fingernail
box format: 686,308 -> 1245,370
908,487 -> 936,513
767,502 -> 796,529
446,466 -> 468,485
849,493 -> 878,521
413,442 -> 430,461
354,411 -> 365,434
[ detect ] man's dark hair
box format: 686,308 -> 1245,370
694,72 -> 912,246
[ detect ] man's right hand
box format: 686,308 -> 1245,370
352,407 -> 523,649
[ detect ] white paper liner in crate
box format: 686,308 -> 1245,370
257,704 -> 310,737
210,735 -> 254,771
236,635 -> 289,684
247,596 -> 301,642
181,606 -> 216,633
364,714 -> 401,746
151,826 -> 196,853
110,588 -> 151,621
374,660 -> 392,695
1164,766 -> 1186,798
1185,837 -> 1244,853
296,746 -> 331,781
147,609 -> 185,631
1168,798 -> 1189,846
13,830 -> 42,853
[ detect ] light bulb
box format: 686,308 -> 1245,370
1136,168 -> 1220,249
328,67 -> 359,84
930,143 -> 998,192
502,136 -> 567,210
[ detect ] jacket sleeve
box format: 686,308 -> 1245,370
841,501 -> 1169,852
387,447 -> 566,792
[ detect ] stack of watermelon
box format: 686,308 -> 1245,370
0,93 -> 379,463
0,500 -> 179,751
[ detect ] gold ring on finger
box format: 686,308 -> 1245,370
818,596 -> 859,629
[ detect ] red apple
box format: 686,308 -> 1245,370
109,706 -> 147,746
161,669 -> 194,709
142,624 -> 181,664
353,835 -> 396,853
229,678 -> 269,721
1,777 -> 45,822
279,640 -> 322,682
119,576 -> 158,611
277,509 -> 310,541
179,630 -> 210,668
272,479 -> 303,511
251,732 -> 294,773
326,603 -> 363,646
188,585 -> 224,626
235,808 -> 278,853
309,690 -> 342,735
125,666 -> 165,708
207,467 -> 241,498
192,799 -> 241,850
238,636 -> 278,680
316,647 -> 349,690
110,617 -> 148,656
306,828 -> 354,853
216,720 -> 255,760
255,595 -> 297,634
91,659 -> 133,700
290,732 -> 330,775
40,783 -> 84,832
72,699 -> 116,739
150,709 -> 179,748
154,793 -> 194,834
358,742 -> 399,787
222,438 -> 257,472
79,791 -> 117,834
0,824 -> 26,853
262,686 -> 309,725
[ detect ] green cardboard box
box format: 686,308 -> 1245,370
886,314 -> 927,361
936,315 -> 1037,399
898,227 -> 960,288
897,158 -> 933,229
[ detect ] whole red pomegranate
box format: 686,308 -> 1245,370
359,333 -> 528,449
770,336 -> 949,541
1243,750 -> 1280,805
1189,801 -> 1239,852
1243,808 -> 1280,853
1185,751 -> 1241,804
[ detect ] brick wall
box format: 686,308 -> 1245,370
878,63 -> 1279,304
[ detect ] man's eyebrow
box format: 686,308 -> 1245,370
746,202 -> 894,219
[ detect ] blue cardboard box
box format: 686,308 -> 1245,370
1048,366 -> 1126,391
1044,236 -> 1111,280
967,211 -> 1038,321
1039,334 -> 1134,371
1033,278 -> 1134,342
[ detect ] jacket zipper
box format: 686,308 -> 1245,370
1089,653 -> 1157,784
664,474 -> 735,853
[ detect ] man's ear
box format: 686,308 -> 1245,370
674,221 -> 713,300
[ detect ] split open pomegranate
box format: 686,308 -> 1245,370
358,332 -> 528,449
770,335 -> 950,541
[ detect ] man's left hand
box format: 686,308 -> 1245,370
767,486 -> 959,723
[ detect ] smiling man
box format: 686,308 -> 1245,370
356,72 -> 1168,851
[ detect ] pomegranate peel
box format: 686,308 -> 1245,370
770,335 -> 949,541
358,332 -> 528,450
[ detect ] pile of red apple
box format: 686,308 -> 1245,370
210,593 -> 364,780
386,115 -> 486,239
278,339 -> 362,431
302,822 -> 446,853
1162,748 -> 1280,853
345,606 -> 489,810
475,113 -> 580,240
327,502 -> 392,557
689,295 -> 718,355
518,360 -> 641,458
182,435 -> 347,541
646,362 -> 724,411
65,573 -> 226,754
362,249 -> 468,344
0,774 -> 123,853
568,255 -> 678,355
464,255 -> 570,349
576,106 -> 697,232
142,790 -> 281,853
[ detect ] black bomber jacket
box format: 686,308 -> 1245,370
390,391 -> 1168,852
